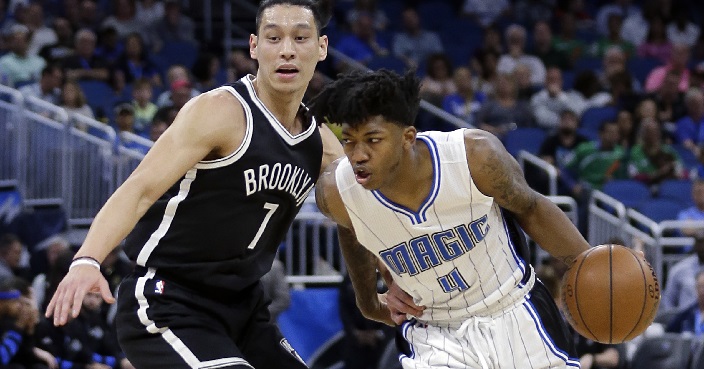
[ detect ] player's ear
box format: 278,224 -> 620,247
402,126 -> 417,149
318,35 -> 328,61
249,34 -> 258,60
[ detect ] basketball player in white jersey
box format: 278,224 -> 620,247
311,69 -> 590,369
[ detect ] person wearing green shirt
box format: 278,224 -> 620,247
628,119 -> 685,186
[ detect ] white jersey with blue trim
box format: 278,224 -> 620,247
335,129 -> 535,325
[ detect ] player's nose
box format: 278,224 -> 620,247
279,37 -> 296,59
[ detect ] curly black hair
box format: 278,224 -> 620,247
309,69 -> 420,128
256,0 -> 332,36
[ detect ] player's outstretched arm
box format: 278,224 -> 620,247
464,129 -> 590,265
45,89 -> 246,326
316,160 -> 394,326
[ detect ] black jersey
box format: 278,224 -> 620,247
123,75 -> 323,292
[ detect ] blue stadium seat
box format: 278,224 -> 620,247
418,1 -> 454,31
672,144 -> 699,169
658,179 -> 694,207
503,127 -> 546,158
636,198 -> 685,222
580,106 -> 618,132
367,55 -> 407,74
602,179 -> 651,208
574,57 -> 602,73
628,56 -> 662,85
155,41 -> 199,70
562,70 -> 575,90
630,334 -> 694,369
78,80 -> 115,114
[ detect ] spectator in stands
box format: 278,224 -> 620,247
616,109 -> 636,149
473,49 -> 499,97
391,7 -> 443,69
595,0 -> 641,37
628,119 -> 684,187
608,70 -> 640,112
573,70 -> 612,109
113,32 -> 161,87
498,24 -> 546,87
345,0 -> 388,31
334,12 -> 389,71
514,0 -> 553,26
101,0 -> 145,42
638,16 -> 673,63
666,269 -> 704,335
676,180 -> 704,238
94,26 -> 123,68
442,67 -> 486,126
162,78 -> 191,111
564,120 -> 626,193
531,20 -> 571,71
130,78 -> 156,137
225,49 -> 256,83
62,28 -> 111,83
537,110 -> 589,195
135,0 -> 164,29
149,119 -> 168,142
59,80 -> 94,119
476,73 -> 534,138
37,291 -> 129,369
150,0 -> 196,52
531,67 -> 587,130
259,258 -> 290,323
598,45 -> 641,93
514,63 -> 538,100
190,52 -> 221,92
645,43 -> 691,94
24,2 -> 57,57
30,235 -> 70,310
113,102 -> 135,134
651,70 -> 687,125
666,6 -> 700,48
461,0 -> 510,28
19,64 -> 63,105
418,53 -> 455,107
553,12 -> 586,66
0,234 -> 23,283
0,280 -> 45,369
620,0 -> 658,47
675,88 -> 704,158
148,105 -> 177,142
72,0 -> 102,32
0,24 -> 46,86
338,272 -> 391,369
155,64 -> 199,107
39,17 -> 75,64
591,14 -> 635,58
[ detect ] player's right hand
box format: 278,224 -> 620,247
384,279 -> 426,325
44,265 -> 115,326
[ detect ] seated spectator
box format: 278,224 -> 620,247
0,234 -> 24,284
553,12 -> 586,66
114,33 -> 161,88
150,0 -> 196,52
72,0 -> 102,32
0,281 -> 44,369
675,88 -> 704,158
130,78 -> 157,137
62,28 -> 111,83
345,0 -> 388,31
113,102 -> 135,134
590,13 -> 635,58
573,70 -> 612,109
39,17 -> 75,64
598,46 -> 641,93
18,64 -> 63,105
190,52 -> 221,92
514,63 -> 539,100
595,0 -> 641,37
391,7 -> 443,69
645,43 -> 691,94
461,0 -> 510,28
473,50 -> 499,97
419,53 -> 455,106
94,26 -> 123,67
0,24 -> 46,86
24,2 -> 57,57
59,80 -> 94,119
616,109 -> 636,149
537,110 -> 590,195
135,0 -> 164,30
476,74 -> 535,138
497,24 -> 546,87
608,70 -> 640,112
531,67 -> 587,130
650,70 -> 687,124
637,16 -> 673,63
666,269 -> 704,334
155,64 -> 199,107
513,0 -> 553,26
226,49 -> 256,83
628,119 -> 685,187
30,235 -> 70,310
442,67 -> 486,126
149,106 -> 177,142
564,120 -> 626,193
531,20 -> 571,71
101,0 -> 145,41
676,180 -> 704,238
163,79 -> 192,112
620,0 -> 657,47
335,12 -> 389,71
666,6 -> 700,48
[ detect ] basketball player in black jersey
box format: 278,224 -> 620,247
45,1 -> 343,368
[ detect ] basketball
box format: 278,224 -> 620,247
561,244 -> 660,344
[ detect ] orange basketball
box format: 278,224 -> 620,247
561,244 -> 660,344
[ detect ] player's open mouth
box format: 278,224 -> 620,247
355,168 -> 370,185
276,67 -> 299,77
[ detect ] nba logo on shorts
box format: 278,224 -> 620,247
154,280 -> 165,294
280,338 -> 304,364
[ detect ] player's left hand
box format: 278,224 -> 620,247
384,279 -> 425,325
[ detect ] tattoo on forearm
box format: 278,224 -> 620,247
481,149 -> 538,214
338,227 -> 378,311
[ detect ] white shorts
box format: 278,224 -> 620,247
397,282 -> 580,369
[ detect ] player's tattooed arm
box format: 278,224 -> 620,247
338,226 -> 394,326
465,129 -> 589,265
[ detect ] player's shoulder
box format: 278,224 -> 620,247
318,157 -> 345,192
316,157 -> 352,227
462,128 -> 505,158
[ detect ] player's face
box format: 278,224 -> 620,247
250,5 -> 328,94
341,116 -> 415,190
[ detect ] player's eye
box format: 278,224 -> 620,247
369,138 -> 381,143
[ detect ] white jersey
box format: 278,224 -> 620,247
335,129 -> 535,325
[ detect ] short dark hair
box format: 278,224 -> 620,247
256,0 -> 331,36
310,69 -> 421,128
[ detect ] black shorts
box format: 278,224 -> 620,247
115,268 -> 308,369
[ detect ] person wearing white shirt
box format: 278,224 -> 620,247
462,0 -> 509,28
531,67 -> 587,130
497,24 -> 546,87
595,0 -> 641,36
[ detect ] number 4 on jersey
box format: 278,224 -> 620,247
437,267 -> 469,293
247,202 -> 279,249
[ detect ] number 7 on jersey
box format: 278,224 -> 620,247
247,202 -> 279,249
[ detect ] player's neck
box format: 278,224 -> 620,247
377,140 -> 433,211
253,79 -> 306,134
